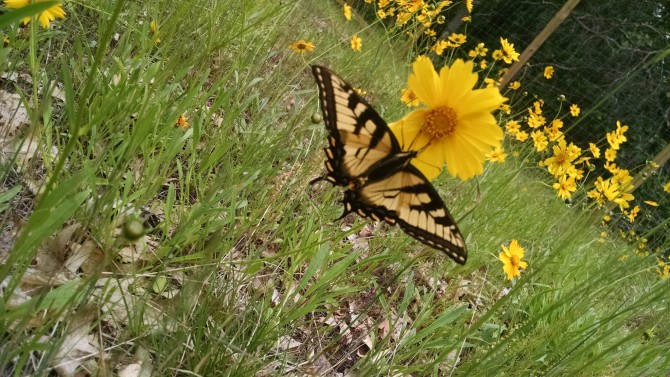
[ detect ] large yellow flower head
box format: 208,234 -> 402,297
389,58 -> 507,181
4,0 -> 66,29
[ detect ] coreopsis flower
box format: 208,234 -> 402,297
350,34 -> 362,52
515,130 -> 529,142
527,111 -> 546,128
604,148 -> 617,162
432,40 -> 448,55
354,87 -> 367,95
468,42 -> 488,58
531,130 -> 548,152
508,81 -> 521,90
664,182 -> 670,193
465,0 -> 473,12
389,58 -> 507,180
499,38 -> 520,64
289,40 -> 314,54
343,3 -> 352,20
5,0 -> 66,28
628,205 -> 640,222
499,240 -> 528,281
448,33 -> 467,46
505,120 -> 521,135
543,138 -> 581,177
570,104 -> 580,117
589,143 -> 600,158
176,114 -> 189,127
606,121 -> 629,150
485,146 -> 507,163
544,66 -> 554,79
401,88 -> 420,107
644,200 -> 659,207
553,175 -> 577,200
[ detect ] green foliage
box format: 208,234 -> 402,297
0,1 -> 668,376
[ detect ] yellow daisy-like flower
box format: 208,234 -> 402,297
604,148 -> 617,162
664,182 -> 670,193
553,174 -> 577,200
570,104 -> 580,117
485,146 -> 507,163
389,58 -> 507,181
499,240 -> 528,281
400,88 -> 420,107
508,81 -> 521,90
644,200 -> 659,207
544,66 -> 554,79
289,40 -> 315,54
465,0 -> 473,13
350,34 -> 362,52
448,33 -> 467,46
589,143 -> 600,158
499,38 -> 520,64
5,0 -> 66,29
343,3 -> 352,21
176,114 -> 189,128
531,130 -> 548,152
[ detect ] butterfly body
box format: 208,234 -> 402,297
311,65 -> 467,264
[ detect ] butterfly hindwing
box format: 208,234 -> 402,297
311,65 -> 467,264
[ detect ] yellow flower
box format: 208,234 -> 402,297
492,49 -> 503,60
289,40 -> 315,54
499,38 -> 520,64
499,240 -> 528,281
432,40 -> 448,55
5,0 -> 66,29
448,33 -> 467,46
401,88 -> 420,107
544,66 -> 554,79
176,114 -> 189,128
505,120 -> 520,135
644,200 -> 659,207
515,130 -> 529,142
570,104 -> 580,117
664,182 -> 670,193
469,42 -> 488,58
508,81 -> 521,90
485,146 -> 507,163
604,148 -> 617,162
589,143 -> 600,158
543,138 -> 581,177
2,34 -> 9,46
343,3 -> 352,20
606,121 -> 629,150
389,58 -> 506,181
354,87 -> 367,95
527,111 -> 546,128
531,130 -> 548,152
628,205 -> 640,223
553,175 -> 577,200
350,34 -> 362,52
465,0 -> 473,12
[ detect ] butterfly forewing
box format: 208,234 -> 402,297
312,66 -> 400,182
311,65 -> 467,264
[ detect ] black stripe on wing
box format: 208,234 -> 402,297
311,65 -> 401,185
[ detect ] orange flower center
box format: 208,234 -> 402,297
510,255 -> 521,269
424,106 -> 457,140
297,43 -> 306,50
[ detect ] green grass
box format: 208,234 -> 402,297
0,0 -> 668,376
